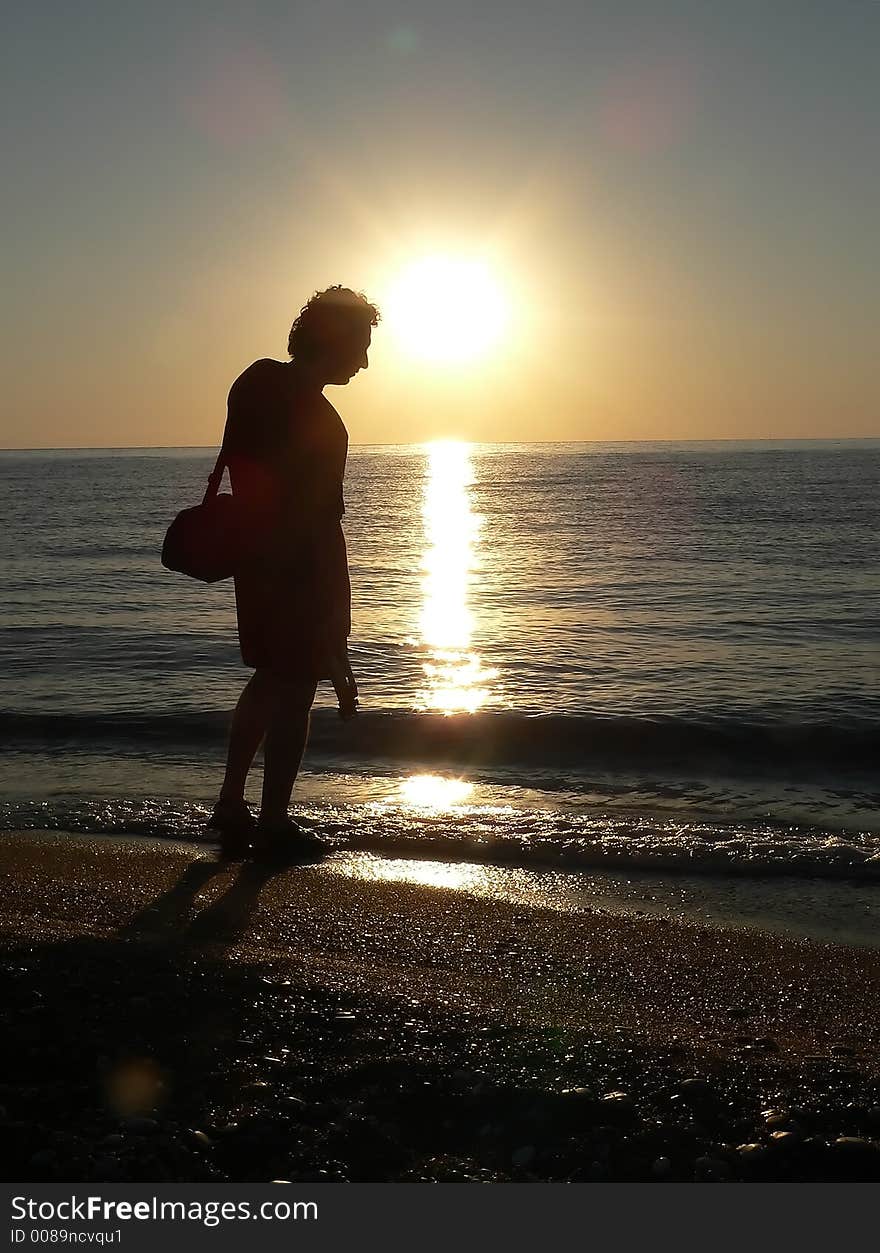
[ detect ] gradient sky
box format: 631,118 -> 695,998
2,0 -> 878,447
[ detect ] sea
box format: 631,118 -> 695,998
2,440 -> 879,945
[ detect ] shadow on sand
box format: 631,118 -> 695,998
117,854 -> 301,949
3,856 -> 880,1184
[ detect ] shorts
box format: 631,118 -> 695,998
233,561 -> 340,681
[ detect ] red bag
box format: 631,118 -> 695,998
161,449 -> 243,583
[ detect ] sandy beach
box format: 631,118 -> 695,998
1,830 -> 879,1182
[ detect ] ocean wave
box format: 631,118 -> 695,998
1,706 -> 877,770
1,797 -> 878,883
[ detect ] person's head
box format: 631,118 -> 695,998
288,286 -> 380,385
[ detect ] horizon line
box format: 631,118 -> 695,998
2,435 -> 880,453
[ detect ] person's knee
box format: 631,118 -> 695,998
264,672 -> 316,714
248,668 -> 279,709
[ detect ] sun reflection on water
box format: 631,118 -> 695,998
400,773 -> 474,809
418,441 -> 498,712
334,856 -> 491,894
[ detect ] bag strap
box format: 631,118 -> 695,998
202,447 -> 227,505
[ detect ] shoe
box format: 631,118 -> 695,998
251,815 -> 326,864
208,797 -> 256,830
207,798 -> 256,859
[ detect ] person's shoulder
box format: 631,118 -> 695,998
225,360 -> 287,455
229,358 -> 285,399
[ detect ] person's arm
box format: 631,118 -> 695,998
326,516 -> 357,718
275,413 -> 349,577
326,519 -> 352,639
224,362 -> 282,549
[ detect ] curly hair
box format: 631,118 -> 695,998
288,285 -> 380,360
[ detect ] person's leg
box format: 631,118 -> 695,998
259,675 -> 318,824
218,669 -> 275,805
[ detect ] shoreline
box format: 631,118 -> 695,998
3,823 -> 879,951
2,831 -> 880,1182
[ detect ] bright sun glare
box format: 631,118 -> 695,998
385,254 -> 509,364
400,774 -> 474,809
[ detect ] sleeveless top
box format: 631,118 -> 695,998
222,358 -> 350,628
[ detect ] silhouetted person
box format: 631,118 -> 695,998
209,286 -> 379,860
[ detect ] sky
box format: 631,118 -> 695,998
2,0 -> 878,447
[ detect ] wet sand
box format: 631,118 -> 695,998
2,831 -> 880,1182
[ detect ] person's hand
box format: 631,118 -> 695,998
328,645 -> 358,719
342,652 -> 358,702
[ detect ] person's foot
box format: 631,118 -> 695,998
251,814 -> 326,863
207,798 -> 256,859
208,796 -> 256,831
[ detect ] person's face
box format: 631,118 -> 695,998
323,325 -> 371,385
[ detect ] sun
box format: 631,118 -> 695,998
385,253 -> 509,364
